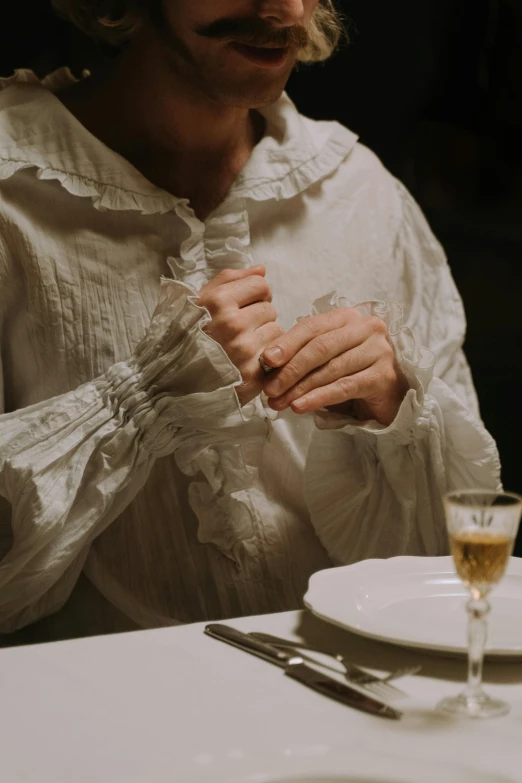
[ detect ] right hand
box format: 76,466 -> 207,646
198,266 -> 285,406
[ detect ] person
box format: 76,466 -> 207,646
0,0 -> 500,643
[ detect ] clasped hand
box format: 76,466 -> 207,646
261,307 -> 410,426
198,267 -> 409,425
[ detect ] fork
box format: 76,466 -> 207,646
249,631 -> 420,699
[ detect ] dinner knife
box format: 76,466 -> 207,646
204,623 -> 401,720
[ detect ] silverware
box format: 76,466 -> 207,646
204,623 -> 401,720
249,632 -> 420,700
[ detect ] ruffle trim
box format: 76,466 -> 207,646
0,68 -> 180,215
167,198 -> 267,293
166,201 -> 256,290
110,277 -> 247,437
230,124 -> 357,203
0,158 -> 179,215
305,291 -> 436,441
0,66 -> 83,93
0,69 -> 358,215
0,68 -> 53,92
147,280 -> 273,563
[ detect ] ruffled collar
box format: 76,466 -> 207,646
0,67 -> 358,215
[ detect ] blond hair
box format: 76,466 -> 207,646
51,0 -> 344,63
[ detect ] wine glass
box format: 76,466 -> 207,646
437,489 -> 522,719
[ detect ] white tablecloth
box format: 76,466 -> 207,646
1,609 -> 521,782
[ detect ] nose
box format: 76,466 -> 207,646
257,0 -> 306,27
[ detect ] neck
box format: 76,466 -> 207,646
58,37 -> 264,218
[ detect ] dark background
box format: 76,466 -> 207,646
1,2 -> 521,543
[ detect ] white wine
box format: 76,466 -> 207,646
450,530 -> 514,588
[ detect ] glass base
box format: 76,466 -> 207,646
437,690 -> 510,719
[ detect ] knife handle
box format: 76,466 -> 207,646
204,624 -> 303,668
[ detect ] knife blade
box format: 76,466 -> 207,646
204,623 -> 401,720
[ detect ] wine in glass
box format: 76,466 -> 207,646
438,489 -> 522,718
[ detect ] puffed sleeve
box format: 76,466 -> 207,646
304,181 -> 501,564
0,275 -> 266,631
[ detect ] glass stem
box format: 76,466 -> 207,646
465,593 -> 490,702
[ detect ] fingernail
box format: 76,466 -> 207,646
264,346 -> 282,364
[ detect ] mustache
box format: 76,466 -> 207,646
196,18 -> 310,50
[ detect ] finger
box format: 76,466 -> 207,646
264,320 -> 373,399
199,274 -> 272,314
231,274 -> 272,308
218,303 -> 277,340
267,339 -> 382,409
198,265 -> 265,296
238,301 -> 278,331
261,309 -> 359,369
236,324 -> 286,392
274,368 -> 378,414
255,320 -> 286,348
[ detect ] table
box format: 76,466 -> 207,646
1,609 -> 522,781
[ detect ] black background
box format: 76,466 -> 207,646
1,2 -> 521,546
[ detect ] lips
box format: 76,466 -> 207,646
230,43 -> 290,68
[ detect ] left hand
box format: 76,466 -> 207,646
261,308 -> 410,426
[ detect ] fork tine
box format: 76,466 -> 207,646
367,682 -> 404,701
383,665 -> 421,682
373,682 -> 399,696
366,683 -> 393,699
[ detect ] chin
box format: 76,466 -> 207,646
227,90 -> 286,109
213,79 -> 290,109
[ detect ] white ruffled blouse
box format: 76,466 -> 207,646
0,68 -> 501,637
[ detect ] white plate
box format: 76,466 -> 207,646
185,745 -> 509,782
303,556 -> 522,658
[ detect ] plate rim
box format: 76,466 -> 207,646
303,555 -> 522,658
